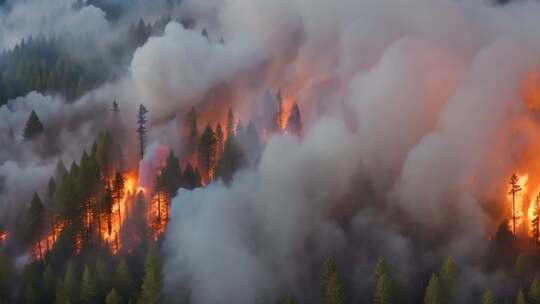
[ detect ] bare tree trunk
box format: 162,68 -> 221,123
513,192 -> 516,236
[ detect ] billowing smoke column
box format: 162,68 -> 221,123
3,0 -> 540,302
148,0 -> 540,303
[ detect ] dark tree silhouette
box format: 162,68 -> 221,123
23,110 -> 44,140
509,173 -> 522,236
136,104 -> 148,160
286,103 -> 302,135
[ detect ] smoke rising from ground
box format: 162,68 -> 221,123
2,0 -> 540,302
157,0 -> 540,303
0,0 -> 109,50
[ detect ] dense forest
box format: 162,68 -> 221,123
0,15 -> 171,105
2,0 -> 540,303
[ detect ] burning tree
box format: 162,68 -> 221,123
216,123 -> 224,156
286,103 -> 302,135
102,185 -> 114,236
17,193 -> 46,260
137,104 -> 148,160
112,172 -> 126,230
532,193 -> 540,246
199,124 -> 217,181
274,90 -> 284,131
151,174 -> 168,239
509,173 -> 522,236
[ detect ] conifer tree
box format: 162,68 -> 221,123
111,100 -> 119,115
201,28 -> 209,40
424,273 -> 441,304
20,193 -> 45,259
321,258 -> 344,304
55,159 -> 68,181
481,289 -> 495,304
516,289 -> 527,304
241,121 -> 261,165
23,110 -> 44,140
137,104 -> 149,160
96,259 -> 111,302
113,259 -> 133,302
226,107 -> 235,136
274,90 -> 284,131
128,191 -> 148,243
138,245 -> 164,304
198,124 -> 217,181
103,185 -> 114,236
161,150 -> 182,197
112,172 -> 126,229
286,103 -> 302,135
509,173 -> 522,236
57,261 -> 78,304
282,293 -> 296,304
321,257 -> 337,292
393,272 -> 409,304
80,266 -> 98,304
105,289 -> 122,304
215,123 -> 224,157
183,163 -> 201,189
530,278 -> 540,304
325,271 -> 345,304
215,134 -> 244,184
439,256 -> 458,304
374,257 -> 392,304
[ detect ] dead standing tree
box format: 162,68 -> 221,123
509,173 -> 522,237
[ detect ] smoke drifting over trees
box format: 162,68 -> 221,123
2,0 -> 540,303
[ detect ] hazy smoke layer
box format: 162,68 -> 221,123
0,0 -> 109,50
0,92 -> 111,225
160,0 -> 540,303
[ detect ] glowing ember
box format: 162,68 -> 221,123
0,231 -> 7,244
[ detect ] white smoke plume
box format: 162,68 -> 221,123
0,0 -> 109,50
157,0 -> 540,303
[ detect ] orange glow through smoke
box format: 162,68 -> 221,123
523,72 -> 540,110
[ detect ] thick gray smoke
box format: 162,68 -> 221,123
0,0 -> 109,50
3,0 -> 540,301
158,0 -> 540,303
0,92 -> 112,225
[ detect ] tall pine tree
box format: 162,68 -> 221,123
198,124 -> 217,181
23,110 -> 44,140
424,274 -> 441,304
138,245 -> 163,304
137,104 -> 149,160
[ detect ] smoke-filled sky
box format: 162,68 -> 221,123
3,0 -> 540,302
